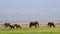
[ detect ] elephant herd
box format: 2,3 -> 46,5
4,23 -> 21,29
3,21 -> 55,29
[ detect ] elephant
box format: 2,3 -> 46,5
14,24 -> 21,29
4,23 -> 15,29
47,22 -> 55,27
8,25 -> 15,29
4,23 -> 10,28
29,21 -> 39,28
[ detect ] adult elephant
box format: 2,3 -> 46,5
4,23 -> 15,29
4,23 -> 10,28
47,22 -> 55,27
29,21 -> 39,28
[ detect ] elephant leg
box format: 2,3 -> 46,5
16,26 -> 18,29
10,26 -> 14,29
16,26 -> 17,29
50,25 -> 51,27
10,27 -> 12,29
5,25 -> 7,27
12,27 -> 14,29
13,27 -> 14,29
19,26 -> 21,28
29,25 -> 31,28
35,25 -> 37,28
11,27 -> 13,29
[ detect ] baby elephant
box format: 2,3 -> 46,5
14,24 -> 21,29
9,25 -> 15,29
47,22 -> 55,27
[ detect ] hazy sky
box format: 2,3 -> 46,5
0,0 -> 60,23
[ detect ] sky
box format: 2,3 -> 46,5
0,0 -> 60,23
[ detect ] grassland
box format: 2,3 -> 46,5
0,26 -> 60,34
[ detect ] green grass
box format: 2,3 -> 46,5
0,26 -> 60,34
